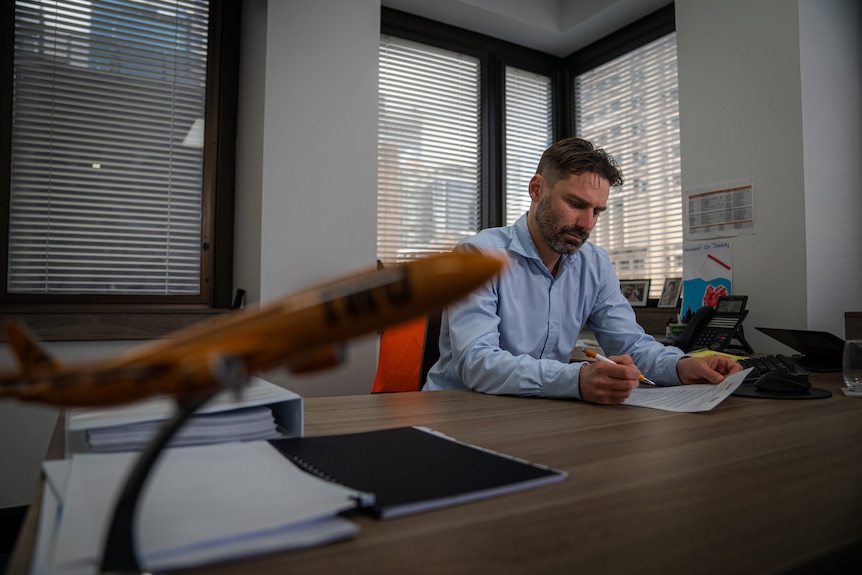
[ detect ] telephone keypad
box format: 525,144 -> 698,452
694,316 -> 742,349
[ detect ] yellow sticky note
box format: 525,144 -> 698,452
687,349 -> 748,361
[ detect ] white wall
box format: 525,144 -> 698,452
233,0 -> 267,308
0,389 -> 56,509
798,0 -> 862,333
676,0 -> 862,354
0,340 -> 137,508
235,0 -> 382,397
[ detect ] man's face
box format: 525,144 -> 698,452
530,172 -> 610,256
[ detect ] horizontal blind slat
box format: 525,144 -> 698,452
9,0 -> 209,295
504,66 -> 554,225
378,35 -> 481,264
575,33 -> 681,299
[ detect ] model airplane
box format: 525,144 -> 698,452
0,252 -> 504,407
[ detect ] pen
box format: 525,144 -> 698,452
583,348 -> 657,386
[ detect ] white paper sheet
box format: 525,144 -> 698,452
623,368 -> 751,412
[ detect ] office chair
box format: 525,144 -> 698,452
371,309 -> 443,393
371,315 -> 427,393
419,308 -> 442,388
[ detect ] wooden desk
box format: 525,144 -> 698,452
10,373 -> 862,574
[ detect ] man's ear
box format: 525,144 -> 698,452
528,174 -> 543,201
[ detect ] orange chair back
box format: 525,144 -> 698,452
371,315 -> 427,393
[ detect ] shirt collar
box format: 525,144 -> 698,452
511,212 -> 575,272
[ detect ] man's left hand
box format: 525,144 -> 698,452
676,355 -> 742,385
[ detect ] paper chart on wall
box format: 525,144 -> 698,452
683,178 -> 755,241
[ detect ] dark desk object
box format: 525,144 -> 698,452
846,311 -> 862,340
10,373 -> 862,574
634,306 -> 679,336
270,426 -> 564,519
756,327 -> 845,371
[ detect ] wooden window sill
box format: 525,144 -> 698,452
0,307 -> 231,342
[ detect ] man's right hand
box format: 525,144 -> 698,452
577,355 -> 641,404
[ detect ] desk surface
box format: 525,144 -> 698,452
10,373 -> 862,574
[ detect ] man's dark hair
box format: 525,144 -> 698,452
536,138 -> 624,188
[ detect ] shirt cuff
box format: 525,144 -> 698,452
540,361 -> 585,400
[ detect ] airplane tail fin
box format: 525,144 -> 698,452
4,320 -> 62,380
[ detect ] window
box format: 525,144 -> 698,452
378,7 -> 678,300
377,35 -> 481,264
378,9 -> 559,261
1,0 -> 238,310
574,32 -> 681,299
503,66 -> 553,225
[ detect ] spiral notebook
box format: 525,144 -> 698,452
269,426 -> 567,519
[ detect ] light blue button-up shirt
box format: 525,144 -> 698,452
424,214 -> 684,398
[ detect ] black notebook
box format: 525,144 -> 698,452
269,426 -> 567,519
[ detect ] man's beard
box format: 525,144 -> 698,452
534,194 -> 590,255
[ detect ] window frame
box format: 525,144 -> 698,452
381,5 -> 675,227
503,64 -> 556,225
381,8 -> 565,230
0,0 -> 240,340
380,6 -> 678,306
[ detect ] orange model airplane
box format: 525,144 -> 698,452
0,252 -> 504,407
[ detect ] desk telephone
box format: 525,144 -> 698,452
676,295 -> 753,353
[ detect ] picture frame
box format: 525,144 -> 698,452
658,277 -> 682,308
620,279 -> 650,307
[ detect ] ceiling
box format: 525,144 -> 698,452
381,0 -> 671,57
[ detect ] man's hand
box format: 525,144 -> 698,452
676,355 -> 742,385
578,355 -> 641,404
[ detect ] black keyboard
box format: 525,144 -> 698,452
736,354 -> 809,384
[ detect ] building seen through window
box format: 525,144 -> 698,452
377,35 -> 482,264
575,32 -> 682,299
6,0 -> 211,296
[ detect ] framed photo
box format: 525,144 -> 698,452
620,280 -> 650,307
658,277 -> 682,308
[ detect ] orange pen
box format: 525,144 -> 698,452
583,348 -> 657,386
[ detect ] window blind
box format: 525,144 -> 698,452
503,66 -> 553,225
575,32 -> 682,299
8,0 -> 209,295
377,35 -> 481,265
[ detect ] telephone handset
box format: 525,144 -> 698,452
676,295 -> 751,353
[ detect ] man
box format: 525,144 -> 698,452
424,138 -> 741,404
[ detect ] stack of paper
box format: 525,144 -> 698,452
85,405 -> 279,452
34,441 -> 367,574
66,376 -> 303,454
